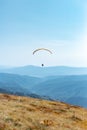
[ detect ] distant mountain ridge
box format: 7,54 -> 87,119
0,65 -> 87,77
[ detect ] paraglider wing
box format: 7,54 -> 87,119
33,48 -> 52,55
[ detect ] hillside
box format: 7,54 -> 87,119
0,93 -> 87,130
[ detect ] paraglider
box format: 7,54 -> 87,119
33,48 -> 52,67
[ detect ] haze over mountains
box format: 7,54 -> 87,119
0,65 -> 87,108
0,73 -> 41,98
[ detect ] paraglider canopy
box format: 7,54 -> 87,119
33,48 -> 52,55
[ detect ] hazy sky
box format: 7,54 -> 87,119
0,0 -> 87,67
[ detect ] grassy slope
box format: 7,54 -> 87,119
0,93 -> 87,130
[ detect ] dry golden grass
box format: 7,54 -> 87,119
0,93 -> 87,130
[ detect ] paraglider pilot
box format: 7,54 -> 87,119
41,64 -> 44,67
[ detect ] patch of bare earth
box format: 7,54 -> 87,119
0,93 -> 87,130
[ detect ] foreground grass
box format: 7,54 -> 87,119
0,93 -> 87,130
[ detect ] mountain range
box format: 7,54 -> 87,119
30,75 -> 87,108
0,65 -> 87,108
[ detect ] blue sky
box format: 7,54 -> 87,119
0,0 -> 87,67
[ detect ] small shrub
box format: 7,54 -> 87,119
71,115 -> 82,122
